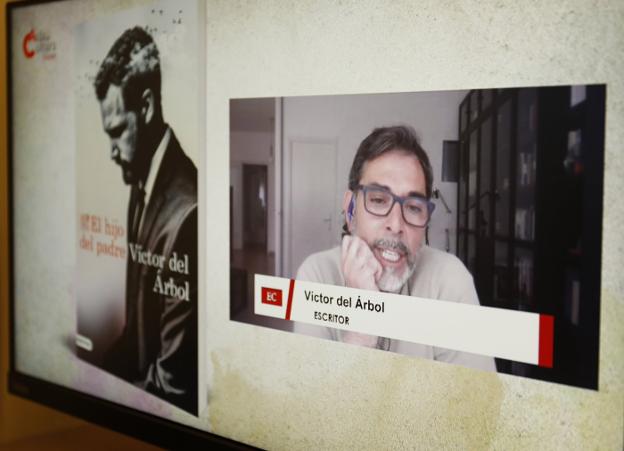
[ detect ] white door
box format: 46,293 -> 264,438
288,140 -> 337,277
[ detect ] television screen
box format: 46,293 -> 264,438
7,0 -> 624,448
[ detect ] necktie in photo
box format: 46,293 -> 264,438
131,186 -> 146,242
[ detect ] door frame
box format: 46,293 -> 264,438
242,163 -> 268,250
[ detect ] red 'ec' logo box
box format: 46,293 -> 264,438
262,287 -> 282,306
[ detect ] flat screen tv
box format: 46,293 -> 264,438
7,0 -> 624,448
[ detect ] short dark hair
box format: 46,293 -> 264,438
348,125 -> 433,198
94,26 -> 161,112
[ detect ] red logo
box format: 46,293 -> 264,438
23,29 -> 36,58
262,287 -> 282,306
21,29 -> 56,60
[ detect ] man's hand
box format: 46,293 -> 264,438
341,235 -> 382,291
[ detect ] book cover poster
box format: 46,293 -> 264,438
74,0 -> 201,415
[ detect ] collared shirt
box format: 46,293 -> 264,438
137,126 -> 171,234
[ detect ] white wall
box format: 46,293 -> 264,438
230,130 -> 276,252
282,90 -> 467,267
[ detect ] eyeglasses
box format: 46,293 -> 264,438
355,184 -> 435,228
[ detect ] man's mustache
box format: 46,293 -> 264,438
372,238 -> 410,256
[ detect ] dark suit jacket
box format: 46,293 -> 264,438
105,129 -> 198,414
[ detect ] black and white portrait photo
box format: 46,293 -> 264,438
74,0 -> 201,415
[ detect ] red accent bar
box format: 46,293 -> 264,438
285,279 -> 296,320
538,314 -> 554,368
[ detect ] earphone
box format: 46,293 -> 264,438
347,196 -> 355,222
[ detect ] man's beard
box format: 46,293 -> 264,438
117,148 -> 148,185
117,121 -> 150,185
373,238 -> 416,293
350,218 -> 418,293
119,161 -> 137,185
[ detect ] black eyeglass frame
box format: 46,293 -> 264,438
354,184 -> 436,228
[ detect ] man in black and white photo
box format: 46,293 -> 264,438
94,26 -> 198,413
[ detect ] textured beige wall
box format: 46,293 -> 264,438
203,1 -> 624,449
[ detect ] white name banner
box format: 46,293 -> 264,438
254,274 -> 553,367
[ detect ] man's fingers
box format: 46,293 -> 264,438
342,234 -> 352,252
346,236 -> 364,267
374,260 -> 383,282
341,235 -> 352,267
344,236 -> 379,273
352,237 -> 368,262
356,239 -> 382,282
352,236 -> 379,269
341,235 -> 382,291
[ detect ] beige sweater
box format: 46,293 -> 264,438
294,245 -> 496,372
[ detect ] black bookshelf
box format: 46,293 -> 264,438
456,85 -> 605,389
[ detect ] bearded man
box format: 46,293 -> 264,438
95,26 -> 198,412
295,125 -> 495,371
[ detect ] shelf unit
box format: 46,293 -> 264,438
456,85 -> 605,388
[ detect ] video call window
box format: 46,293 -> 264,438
230,86 -> 605,389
